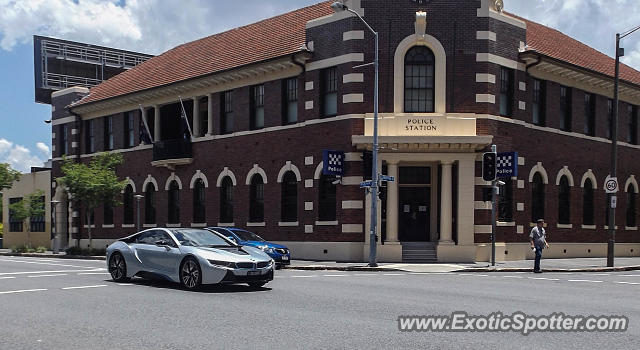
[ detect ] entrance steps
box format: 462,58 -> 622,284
401,242 -> 438,263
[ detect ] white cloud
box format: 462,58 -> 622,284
0,138 -> 48,173
36,142 -> 50,157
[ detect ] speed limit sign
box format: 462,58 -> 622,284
605,176 -> 618,194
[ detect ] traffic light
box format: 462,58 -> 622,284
482,152 -> 497,181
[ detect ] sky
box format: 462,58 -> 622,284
0,0 -> 639,173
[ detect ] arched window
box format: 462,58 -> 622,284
281,171 -> 297,222
193,179 -> 206,223
168,180 -> 180,224
498,178 -> 513,221
318,175 -> 337,221
249,175 -> 264,222
404,46 -> 435,113
583,179 -> 594,225
123,185 -> 134,225
220,177 -> 234,223
531,172 -> 545,222
627,186 -> 637,227
558,175 -> 571,224
144,183 -> 156,224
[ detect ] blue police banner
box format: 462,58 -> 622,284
497,152 -> 518,178
322,150 -> 345,176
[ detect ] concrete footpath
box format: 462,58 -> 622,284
1,249 -> 639,273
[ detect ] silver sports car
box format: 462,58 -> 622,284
106,228 -> 275,289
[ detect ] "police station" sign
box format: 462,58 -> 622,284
322,150 -> 345,176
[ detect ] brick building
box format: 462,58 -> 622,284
49,0 -> 640,262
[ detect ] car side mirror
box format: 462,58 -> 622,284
155,240 -> 171,249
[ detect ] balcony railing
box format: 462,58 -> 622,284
152,139 -> 192,161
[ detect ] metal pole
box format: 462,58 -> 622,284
490,144 -> 497,266
608,33 -> 621,267
135,195 -> 143,232
369,31 -> 379,267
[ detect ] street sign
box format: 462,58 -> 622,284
322,150 -> 345,176
380,175 -> 395,182
496,152 -> 518,178
611,195 -> 617,209
360,180 -> 373,188
605,175 -> 619,194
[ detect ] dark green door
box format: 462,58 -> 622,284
399,187 -> 430,241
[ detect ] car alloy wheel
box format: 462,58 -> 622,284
109,253 -> 129,282
180,257 -> 201,290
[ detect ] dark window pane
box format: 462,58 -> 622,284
558,176 -> 570,224
404,46 -> 435,113
627,190 -> 637,227
531,173 -> 545,222
281,171 -> 298,222
498,178 -> 513,222
220,177 -> 234,223
399,167 -> 431,185
318,175 -> 336,221
249,175 -> 264,222
144,184 -> 156,224
168,181 -> 180,224
123,185 -> 134,225
193,179 -> 206,223
583,179 -> 594,225
322,67 -> 338,117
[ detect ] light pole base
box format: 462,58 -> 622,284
368,262 -> 379,267
607,239 -> 615,267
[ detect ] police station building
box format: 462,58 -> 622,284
50,0 -> 640,262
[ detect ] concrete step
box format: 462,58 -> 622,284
402,242 -> 437,263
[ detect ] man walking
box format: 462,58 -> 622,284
530,219 -> 549,273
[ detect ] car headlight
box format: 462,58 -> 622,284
259,245 -> 274,253
208,260 -> 236,268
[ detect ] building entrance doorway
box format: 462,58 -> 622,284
399,187 -> 430,241
398,166 -> 432,242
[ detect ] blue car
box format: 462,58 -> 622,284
207,227 -> 290,268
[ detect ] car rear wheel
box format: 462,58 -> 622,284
180,257 -> 202,290
109,253 -> 130,282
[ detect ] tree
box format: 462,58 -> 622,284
0,163 -> 21,192
8,190 -> 45,247
57,153 -> 126,250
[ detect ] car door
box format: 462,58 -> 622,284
134,230 -> 179,275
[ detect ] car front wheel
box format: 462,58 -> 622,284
180,257 -> 202,290
109,253 -> 130,282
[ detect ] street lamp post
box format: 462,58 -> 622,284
608,24 -> 640,267
331,2 -> 379,267
51,200 -> 60,254
134,194 -> 144,232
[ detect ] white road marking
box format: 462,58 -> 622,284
117,283 -> 134,286
0,289 -> 48,295
528,277 -> 559,281
618,274 -> 640,277
0,269 -> 106,276
456,273 -> 475,276
290,275 -> 317,278
61,285 -> 108,290
323,274 -> 349,277
0,277 -> 16,280
592,273 -> 611,276
354,273 -> 376,276
0,258 -> 100,269
502,276 -> 524,279
27,274 -> 68,278
616,281 -> 640,285
382,273 -> 405,276
77,272 -> 111,275
568,279 -> 603,283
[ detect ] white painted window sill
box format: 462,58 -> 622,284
247,222 -> 266,227
83,225 -> 96,228
217,222 -> 235,227
101,224 -> 115,228
191,223 -> 207,228
122,224 -> 135,228
166,223 -> 181,228
556,223 -> 573,229
496,221 -> 515,227
315,221 -> 339,226
278,221 -> 299,227
625,226 -> 638,231
581,225 -> 596,230
143,224 -> 157,228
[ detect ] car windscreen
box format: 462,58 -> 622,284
232,229 -> 265,242
172,229 -> 234,247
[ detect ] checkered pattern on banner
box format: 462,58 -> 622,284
328,153 -> 342,166
497,154 -> 513,168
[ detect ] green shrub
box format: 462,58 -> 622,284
10,245 -> 36,253
65,246 -> 106,256
35,246 -> 46,253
